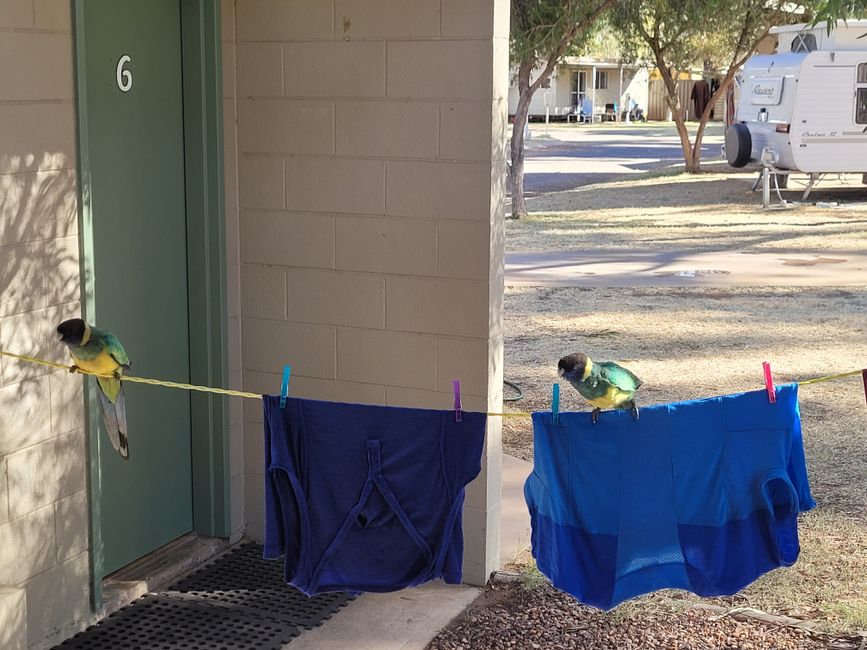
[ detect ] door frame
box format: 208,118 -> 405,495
72,0 -> 228,609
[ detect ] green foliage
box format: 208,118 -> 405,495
609,0 -> 794,77
511,0 -> 612,67
812,0 -> 867,27
578,22 -> 644,60
611,0 -> 867,77
518,560 -> 548,591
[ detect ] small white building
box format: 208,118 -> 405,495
508,57 -> 650,121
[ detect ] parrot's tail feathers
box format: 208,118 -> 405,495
97,384 -> 129,460
117,431 -> 130,460
116,386 -> 128,459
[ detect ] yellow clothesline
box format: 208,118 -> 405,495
0,349 -> 863,418
0,349 -> 263,399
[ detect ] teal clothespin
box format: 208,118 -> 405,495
279,365 -> 291,408
552,383 -> 560,425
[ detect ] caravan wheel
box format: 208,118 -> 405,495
725,123 -> 752,168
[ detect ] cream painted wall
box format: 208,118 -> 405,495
0,2 -> 91,648
233,0 -> 509,585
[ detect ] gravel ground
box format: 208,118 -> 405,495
430,169 -> 867,648
428,581 -> 855,650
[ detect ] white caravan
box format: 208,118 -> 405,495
726,20 -> 867,193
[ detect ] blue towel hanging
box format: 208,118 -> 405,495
524,383 -> 815,610
262,396 -> 487,596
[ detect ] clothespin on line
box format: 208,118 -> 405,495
279,364 -> 291,408
762,361 -> 776,404
453,379 -> 462,422
552,383 -> 560,425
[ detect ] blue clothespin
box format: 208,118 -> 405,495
279,365 -> 291,408
552,383 -> 560,425
453,379 -> 462,422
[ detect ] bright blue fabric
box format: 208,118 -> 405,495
263,396 -> 486,595
525,384 -> 815,610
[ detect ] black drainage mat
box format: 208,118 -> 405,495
54,543 -> 353,649
167,543 -> 353,630
55,594 -> 300,650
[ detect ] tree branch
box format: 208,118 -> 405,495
528,0 -> 619,94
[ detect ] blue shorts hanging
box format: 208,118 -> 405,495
263,396 -> 487,596
524,384 -> 815,610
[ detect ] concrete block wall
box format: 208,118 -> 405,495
0,2 -> 92,647
233,0 -> 509,584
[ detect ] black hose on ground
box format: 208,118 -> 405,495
504,380 -> 524,402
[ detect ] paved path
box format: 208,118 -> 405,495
521,123 -> 724,194
506,249 -> 867,287
285,454 -> 533,650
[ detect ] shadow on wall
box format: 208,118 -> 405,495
0,151 -> 89,641
0,153 -> 81,382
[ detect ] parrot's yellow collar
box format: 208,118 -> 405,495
582,357 -> 593,380
81,323 -> 92,345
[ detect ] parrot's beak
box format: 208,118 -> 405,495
557,367 -> 565,378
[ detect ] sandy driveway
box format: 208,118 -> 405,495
521,122 -> 725,194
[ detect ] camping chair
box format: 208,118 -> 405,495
579,97 -> 594,123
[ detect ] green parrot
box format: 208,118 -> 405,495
558,352 -> 642,424
57,318 -> 131,459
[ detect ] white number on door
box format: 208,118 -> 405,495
116,55 -> 132,92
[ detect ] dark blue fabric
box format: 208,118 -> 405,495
263,396 -> 486,596
525,384 -> 815,610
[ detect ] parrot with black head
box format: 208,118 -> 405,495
57,318 -> 131,459
558,353 -> 642,424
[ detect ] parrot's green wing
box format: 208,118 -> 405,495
597,362 -> 642,392
100,330 -> 131,370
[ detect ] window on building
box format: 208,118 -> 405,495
595,70 -> 608,90
858,63 -> 867,83
791,33 -> 817,53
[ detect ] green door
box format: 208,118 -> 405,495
79,0 -> 193,575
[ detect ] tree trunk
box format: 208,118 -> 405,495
509,62 -> 534,219
693,51 -> 752,166
657,62 -> 700,173
691,74 -> 735,170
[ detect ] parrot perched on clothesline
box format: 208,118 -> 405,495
558,353 -> 642,424
57,318 -> 131,460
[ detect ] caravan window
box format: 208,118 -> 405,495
791,33 -> 817,53
859,64 -> 867,124
857,89 -> 867,125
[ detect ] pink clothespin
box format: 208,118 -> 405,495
762,361 -> 776,404
861,369 -> 867,407
453,379 -> 462,422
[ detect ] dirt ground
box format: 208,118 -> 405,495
497,172 -> 867,635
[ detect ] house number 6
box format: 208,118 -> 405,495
116,55 -> 132,92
